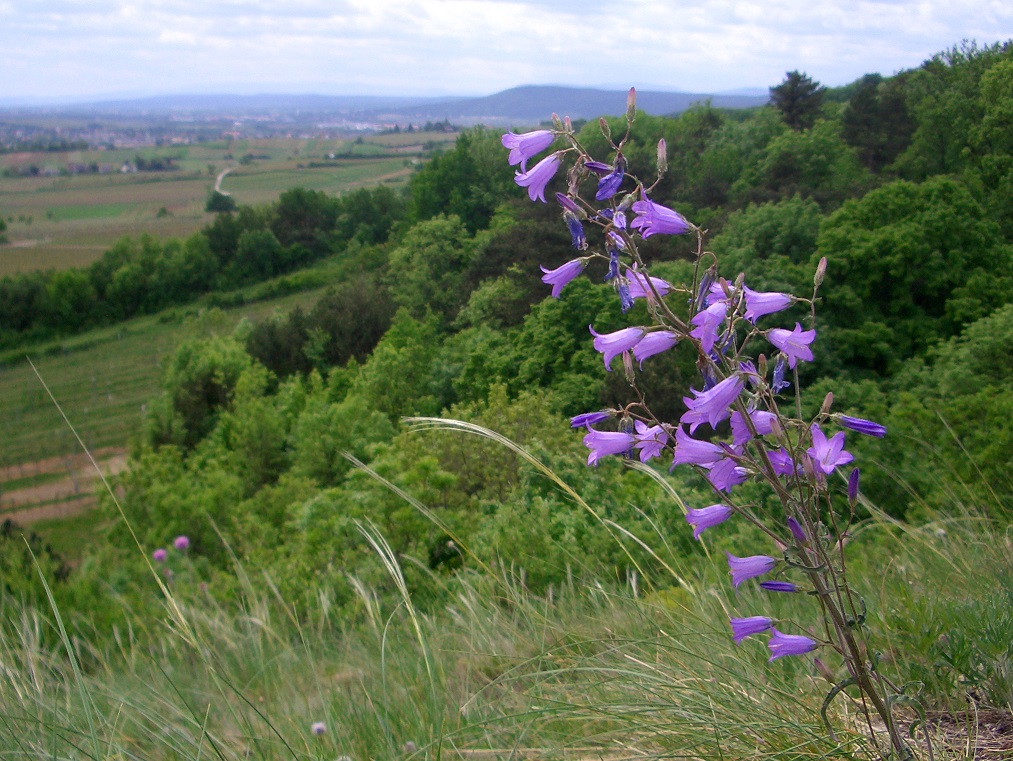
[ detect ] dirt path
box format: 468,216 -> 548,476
215,167 -> 234,194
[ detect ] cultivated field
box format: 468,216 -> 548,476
0,132 -> 454,275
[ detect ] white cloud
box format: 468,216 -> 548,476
0,0 -> 1010,98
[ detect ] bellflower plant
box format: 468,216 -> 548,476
503,90 -> 911,759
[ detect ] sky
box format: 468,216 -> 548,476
1,0 -> 1012,102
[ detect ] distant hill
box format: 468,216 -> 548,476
0,86 -> 768,125
375,85 -> 770,125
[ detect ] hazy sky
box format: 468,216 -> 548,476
2,0 -> 1011,101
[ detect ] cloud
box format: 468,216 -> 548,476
1,0 -> 1011,98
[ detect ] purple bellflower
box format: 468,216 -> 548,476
807,424 -> 854,475
727,552 -> 776,588
839,415 -> 887,438
584,160 -> 611,176
554,192 -> 581,214
632,330 -> 678,368
767,323 -> 816,369
618,280 -> 634,313
583,428 -> 635,467
563,213 -> 587,250
153,548 -> 168,562
686,504 -> 733,539
514,152 -> 562,202
681,375 -> 744,432
570,411 -> 611,429
671,426 -> 724,468
627,272 -> 673,302
707,456 -> 749,493
768,448 -> 803,477
761,581 -> 800,593
502,130 -> 554,171
689,301 -> 726,355
630,198 -> 691,237
590,325 -> 645,370
787,516 -> 807,544
730,616 -> 774,644
771,357 -> 790,393
540,259 -> 586,298
767,628 -> 818,661
633,420 -> 669,462
174,535 -> 190,551
848,467 -> 861,504
596,166 -> 625,201
730,408 -> 777,447
743,286 -> 793,323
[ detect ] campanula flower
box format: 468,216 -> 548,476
848,467 -> 861,504
590,325 -> 645,370
767,323 -> 816,369
838,415 -> 887,438
707,456 -> 748,493
554,192 -> 580,213
583,428 -> 635,466
771,357 -> 790,393
630,198 -> 691,237
730,616 -> 773,644
564,213 -> 587,250
690,301 -> 726,354
502,130 -> 554,171
153,548 -> 167,562
787,516 -> 807,544
686,504 -> 733,539
807,424 -> 854,475
596,166 -> 625,201
767,628 -> 818,660
174,535 -> 190,551
514,152 -> 562,202
671,426 -> 724,468
634,420 -> 669,462
540,258 -> 586,298
570,411 -> 611,428
730,408 -> 777,447
727,552 -> 776,587
627,272 -> 673,302
761,581 -> 800,593
681,375 -> 744,432
768,448 -> 802,477
632,330 -> 678,368
743,287 -> 793,323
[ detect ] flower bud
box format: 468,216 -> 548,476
758,353 -> 768,378
848,467 -> 860,506
814,657 -> 835,684
563,116 -> 573,133
623,349 -> 636,385
821,392 -> 834,415
626,87 -> 637,121
657,138 -> 668,175
551,112 -> 563,130
814,256 -> 827,287
599,117 -> 611,140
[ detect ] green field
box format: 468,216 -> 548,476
0,282 -> 337,471
0,132 -> 454,275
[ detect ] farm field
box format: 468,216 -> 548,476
0,131 -> 454,275
0,280 -> 338,519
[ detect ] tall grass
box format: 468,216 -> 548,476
5,506 -> 1010,760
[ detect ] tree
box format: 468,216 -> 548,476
770,71 -> 826,131
205,190 -> 237,213
841,73 -> 916,172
